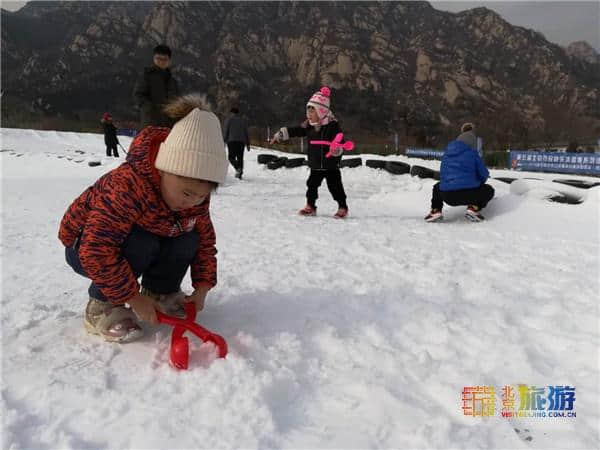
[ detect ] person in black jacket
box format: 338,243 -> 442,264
270,87 -> 349,218
133,44 -> 179,129
223,106 -> 250,179
101,112 -> 119,157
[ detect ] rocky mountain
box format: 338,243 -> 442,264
566,41 -> 600,65
2,1 -> 599,146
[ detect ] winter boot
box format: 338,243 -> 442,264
235,169 -> 243,180
424,209 -> 443,222
465,205 -> 485,222
140,287 -> 187,318
84,297 -> 143,343
298,204 -> 317,216
333,207 -> 348,219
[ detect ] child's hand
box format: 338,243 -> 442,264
185,287 -> 209,312
330,147 -> 344,157
128,293 -> 159,324
269,129 -> 286,144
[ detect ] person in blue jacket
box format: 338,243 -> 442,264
425,123 -> 494,222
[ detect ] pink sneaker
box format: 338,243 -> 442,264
424,209 -> 443,222
299,205 -> 316,216
334,208 -> 348,219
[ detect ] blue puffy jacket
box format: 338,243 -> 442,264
440,140 -> 489,191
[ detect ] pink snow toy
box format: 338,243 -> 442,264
156,302 -> 228,370
310,132 -> 355,158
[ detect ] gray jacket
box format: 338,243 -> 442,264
223,115 -> 249,144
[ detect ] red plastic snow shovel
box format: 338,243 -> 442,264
156,303 -> 228,369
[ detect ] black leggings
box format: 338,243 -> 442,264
306,169 -> 347,209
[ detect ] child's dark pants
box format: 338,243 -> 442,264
430,182 -> 495,210
306,169 -> 347,209
65,226 -> 199,302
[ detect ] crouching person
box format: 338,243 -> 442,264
425,123 -> 494,222
58,95 -> 228,342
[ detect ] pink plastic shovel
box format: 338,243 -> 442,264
310,132 -> 355,158
156,303 -> 228,369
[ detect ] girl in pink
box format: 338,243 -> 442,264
271,87 -> 349,218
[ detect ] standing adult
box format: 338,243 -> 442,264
223,107 -> 250,179
101,112 -> 119,157
133,44 -> 179,129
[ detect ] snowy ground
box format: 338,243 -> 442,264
1,128 -> 598,449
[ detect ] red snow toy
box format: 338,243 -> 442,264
310,132 -> 355,158
156,302 -> 228,369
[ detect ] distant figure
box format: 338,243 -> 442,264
101,112 -> 119,157
223,107 -> 250,179
133,44 -> 179,129
424,123 -> 495,222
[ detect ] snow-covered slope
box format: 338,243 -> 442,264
1,129 -> 598,449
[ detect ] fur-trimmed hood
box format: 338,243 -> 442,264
162,93 -> 213,122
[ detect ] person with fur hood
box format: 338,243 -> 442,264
58,95 -> 228,343
270,86 -> 349,218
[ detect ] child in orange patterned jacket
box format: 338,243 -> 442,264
59,95 -> 228,343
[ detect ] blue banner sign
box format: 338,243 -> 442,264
407,146 -> 483,159
509,150 -> 600,175
406,148 -> 445,159
117,128 -> 137,137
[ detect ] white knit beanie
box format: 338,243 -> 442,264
155,108 -> 228,183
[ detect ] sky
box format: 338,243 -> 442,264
1,1 -> 598,50
430,1 -> 600,50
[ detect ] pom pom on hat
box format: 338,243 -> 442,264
307,86 -> 332,121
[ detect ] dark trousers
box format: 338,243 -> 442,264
106,143 -> 119,157
431,182 -> 495,210
306,169 -> 347,209
227,141 -> 245,173
65,226 -> 199,302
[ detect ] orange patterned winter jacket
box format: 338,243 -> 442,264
58,126 -> 217,304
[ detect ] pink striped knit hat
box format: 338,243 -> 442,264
307,86 -> 336,125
